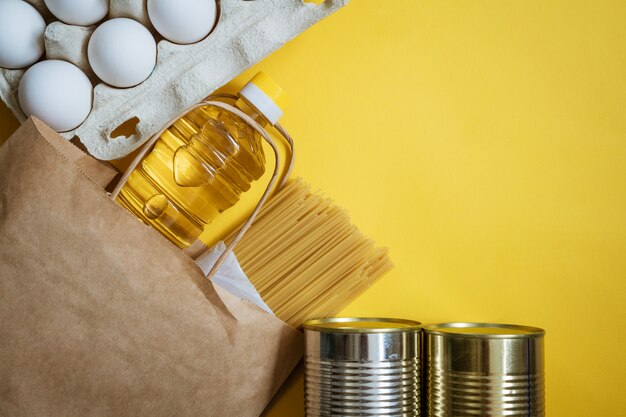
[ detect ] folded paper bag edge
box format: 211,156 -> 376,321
18,117 -> 119,189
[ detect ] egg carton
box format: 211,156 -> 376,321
0,0 -> 347,160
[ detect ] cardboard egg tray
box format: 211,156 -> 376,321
0,0 -> 347,160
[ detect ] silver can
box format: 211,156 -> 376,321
423,323 -> 545,417
304,317 -> 422,417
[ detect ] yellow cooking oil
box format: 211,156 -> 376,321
116,72 -> 288,248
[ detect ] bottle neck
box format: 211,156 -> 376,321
235,97 -> 271,127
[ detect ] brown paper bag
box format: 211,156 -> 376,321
0,118 -> 303,417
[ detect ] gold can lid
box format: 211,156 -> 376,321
424,322 -> 545,338
303,317 -> 422,334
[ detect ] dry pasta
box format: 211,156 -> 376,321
233,178 -> 394,327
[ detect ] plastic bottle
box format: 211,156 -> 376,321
116,72 -> 289,248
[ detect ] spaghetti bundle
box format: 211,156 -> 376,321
233,178 -> 393,327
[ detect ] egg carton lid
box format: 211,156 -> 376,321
0,0 -> 347,160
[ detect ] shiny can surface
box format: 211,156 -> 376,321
304,317 -> 422,417
423,323 -> 545,417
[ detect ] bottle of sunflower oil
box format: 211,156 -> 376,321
116,72 -> 289,248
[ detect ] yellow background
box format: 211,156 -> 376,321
1,1 -> 625,416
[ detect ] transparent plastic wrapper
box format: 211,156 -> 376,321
197,241 -> 274,315
0,118 -> 302,417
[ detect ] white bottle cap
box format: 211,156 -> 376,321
238,72 -> 289,125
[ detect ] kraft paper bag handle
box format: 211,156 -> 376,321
110,97 -> 295,281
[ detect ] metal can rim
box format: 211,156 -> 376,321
303,317 -> 422,334
423,322 -> 545,338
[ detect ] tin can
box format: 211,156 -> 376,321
423,323 -> 545,417
304,317 -> 422,417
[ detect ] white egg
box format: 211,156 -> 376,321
43,0 -> 109,26
19,60 -> 93,132
0,0 -> 46,69
148,0 -> 217,45
88,18 -> 157,88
